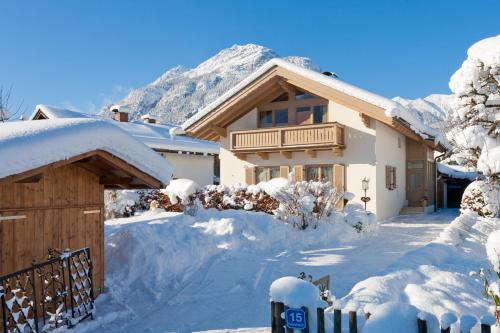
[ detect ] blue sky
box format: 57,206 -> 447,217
2,0 -> 499,118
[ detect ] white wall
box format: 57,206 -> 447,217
163,152 -> 215,186
374,122 -> 407,220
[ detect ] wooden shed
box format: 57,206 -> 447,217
0,119 -> 172,296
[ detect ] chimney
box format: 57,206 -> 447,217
141,114 -> 157,124
110,105 -> 129,122
322,71 -> 339,78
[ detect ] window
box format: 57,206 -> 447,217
295,91 -> 315,100
305,165 -> 333,182
256,166 -> 280,182
275,109 -> 288,126
259,111 -> 273,127
313,105 -> 328,124
385,166 -> 397,190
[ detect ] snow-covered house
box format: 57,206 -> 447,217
183,59 -> 446,219
30,105 -> 220,185
0,118 -> 172,296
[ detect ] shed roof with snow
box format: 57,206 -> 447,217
0,118 -> 172,188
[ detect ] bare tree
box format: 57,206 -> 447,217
0,85 -> 25,122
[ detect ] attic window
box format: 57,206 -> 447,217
271,92 -> 289,102
295,90 -> 315,100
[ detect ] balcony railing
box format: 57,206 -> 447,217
230,122 -> 345,152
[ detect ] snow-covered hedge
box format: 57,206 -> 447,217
104,190 -> 140,219
104,179 -> 377,233
460,180 -> 500,218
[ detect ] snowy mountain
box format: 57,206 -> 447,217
99,44 -> 319,124
392,94 -> 452,132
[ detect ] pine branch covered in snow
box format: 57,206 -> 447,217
446,35 -> 500,180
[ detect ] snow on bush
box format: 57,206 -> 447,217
162,178 -> 200,205
344,203 -> 377,233
273,181 -> 344,230
104,190 -> 140,219
460,180 -> 500,218
446,35 -> 500,179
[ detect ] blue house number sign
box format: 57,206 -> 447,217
285,308 -> 306,329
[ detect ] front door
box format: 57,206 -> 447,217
407,160 -> 424,206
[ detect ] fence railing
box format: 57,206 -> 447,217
0,248 -> 95,333
271,302 -> 496,333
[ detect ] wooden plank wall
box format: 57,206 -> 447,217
0,164 -> 104,296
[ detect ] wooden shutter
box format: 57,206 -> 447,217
385,166 -> 391,189
280,166 -> 290,179
293,165 -> 304,182
392,167 -> 397,189
333,164 -> 345,209
245,166 -> 256,185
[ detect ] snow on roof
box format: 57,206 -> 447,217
30,104 -> 93,120
30,104 -> 219,155
0,118 -> 172,185
182,58 -> 441,142
437,162 -> 477,180
113,121 -> 219,155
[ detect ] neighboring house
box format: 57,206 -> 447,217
183,59 -> 446,220
0,118 -> 172,297
30,105 -> 220,185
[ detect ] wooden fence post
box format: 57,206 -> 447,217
273,302 -> 285,333
480,324 -> 491,333
317,308 -> 325,333
302,307 -> 310,333
417,318 -> 428,333
348,311 -> 357,333
333,309 -> 341,333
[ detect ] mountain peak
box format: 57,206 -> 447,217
100,44 -> 318,124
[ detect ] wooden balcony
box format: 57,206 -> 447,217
230,122 -> 345,157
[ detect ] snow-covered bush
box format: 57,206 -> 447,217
344,203 -> 378,233
460,180 -> 500,218
485,230 -> 500,323
446,35 -> 500,180
273,180 -> 344,229
104,190 -> 140,219
162,179 -> 200,215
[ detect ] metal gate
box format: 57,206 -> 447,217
0,248 -> 95,333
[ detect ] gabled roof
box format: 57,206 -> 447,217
30,105 -> 219,155
182,58 -> 445,148
0,119 -> 172,187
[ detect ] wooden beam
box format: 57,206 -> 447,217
256,152 -> 269,160
99,176 -> 133,185
333,147 -> 343,157
280,151 -> 292,159
209,124 -> 227,138
278,79 -> 295,94
360,113 -> 371,127
235,153 -> 247,161
305,149 -> 317,158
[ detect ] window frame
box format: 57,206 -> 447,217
255,166 -> 281,182
305,164 -> 334,183
385,165 -> 397,190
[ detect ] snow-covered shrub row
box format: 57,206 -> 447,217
460,180 -> 500,218
104,190 -> 141,219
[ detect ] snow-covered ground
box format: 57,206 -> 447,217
72,209 -> 462,333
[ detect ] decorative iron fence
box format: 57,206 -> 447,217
0,247 -> 95,333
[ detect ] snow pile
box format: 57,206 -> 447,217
438,162 -> 478,180
486,230 -> 500,272
104,209 -> 358,310
460,180 -> 500,218
337,210 -> 500,332
162,178 -> 200,204
0,118 -> 172,185
343,203 -> 378,233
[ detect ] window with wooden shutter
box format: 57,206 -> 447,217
280,166 -> 290,179
244,166 -> 256,185
385,166 -> 397,190
392,167 -> 397,189
333,164 -> 345,209
293,165 -> 304,182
